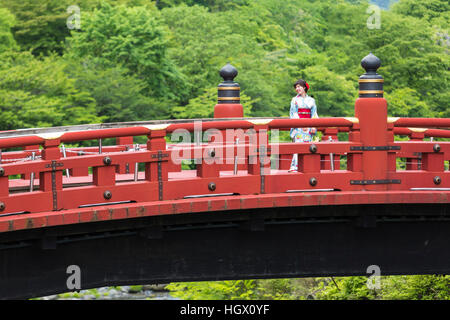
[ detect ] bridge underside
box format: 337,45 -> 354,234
0,202 -> 449,299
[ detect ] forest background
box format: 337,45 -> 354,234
0,0 -> 448,299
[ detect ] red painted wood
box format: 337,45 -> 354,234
393,118 -> 450,128
355,98 -> 388,191
0,190 -> 449,233
214,103 -> 244,118
0,114 -> 447,229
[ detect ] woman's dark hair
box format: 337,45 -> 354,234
293,79 -> 308,92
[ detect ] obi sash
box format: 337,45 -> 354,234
298,108 -> 311,119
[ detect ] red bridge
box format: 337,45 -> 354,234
0,54 -> 449,299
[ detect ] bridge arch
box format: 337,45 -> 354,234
0,54 -> 449,299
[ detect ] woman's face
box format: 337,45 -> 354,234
295,84 -> 306,95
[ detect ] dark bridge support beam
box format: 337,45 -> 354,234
0,203 -> 449,299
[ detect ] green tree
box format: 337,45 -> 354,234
384,88 -> 432,117
0,51 -> 101,130
171,87 -> 254,119
65,57 -> 170,122
160,4 -> 293,117
65,2 -> 187,101
0,7 -> 17,53
0,0 -> 73,55
392,0 -> 449,23
313,275 -> 450,300
166,280 -> 258,300
0,0 -> 153,56
156,0 -> 250,11
314,277 -> 380,300
381,275 -> 450,300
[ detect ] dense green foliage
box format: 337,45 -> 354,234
0,0 -> 448,300
0,51 -> 101,129
0,7 -> 17,53
167,275 -> 450,300
315,275 -> 450,300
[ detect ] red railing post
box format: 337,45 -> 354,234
69,148 -> 89,177
70,165 -> 89,177
322,128 -> 338,141
0,169 -> 8,199
386,119 -> 397,173
247,121 -> 270,177
422,145 -> 444,172
354,53 -> 388,191
347,119 -> 362,173
321,128 -> 339,170
197,144 -> 220,178
39,137 -> 63,210
406,129 -> 425,170
279,150 -> 291,170
145,126 -> 168,183
116,136 -> 134,174
299,153 -> 321,173
21,145 -> 39,180
213,64 -> 244,173
93,161 -> 116,187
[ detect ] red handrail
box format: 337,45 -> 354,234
0,115 -> 447,234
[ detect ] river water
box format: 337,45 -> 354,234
37,285 -> 179,300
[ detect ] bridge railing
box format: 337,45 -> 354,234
0,116 -> 448,216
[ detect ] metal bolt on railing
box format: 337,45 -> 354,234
61,144 -> 70,178
99,139 -> 103,154
29,152 -> 36,192
328,136 -> 335,171
134,144 -> 140,182
234,138 -> 239,175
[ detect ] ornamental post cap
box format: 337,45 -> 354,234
361,52 -> 381,74
219,63 -> 238,81
358,52 -> 383,98
217,63 -> 240,104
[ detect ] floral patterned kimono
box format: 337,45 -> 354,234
289,94 -> 318,171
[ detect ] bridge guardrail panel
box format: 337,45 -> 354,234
115,136 -> 134,174
0,116 -> 448,219
320,128 -> 340,170
39,138 -> 63,211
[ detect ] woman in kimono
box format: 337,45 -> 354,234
289,79 -> 319,172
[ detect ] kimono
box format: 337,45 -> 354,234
289,94 -> 318,171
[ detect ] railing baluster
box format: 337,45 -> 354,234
234,138 -> 239,175
407,131 -> 424,170
40,138 -> 63,211
145,126 -> 169,201
134,144 -> 139,182
328,136 -> 334,172
116,136 -> 133,174
347,120 -> 362,174
61,144 -> 70,178
29,152 -> 36,192
98,139 -> 102,154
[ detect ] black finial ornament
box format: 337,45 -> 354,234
359,53 -> 384,98
220,63 -> 238,81
361,52 -> 381,74
218,63 -> 240,104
